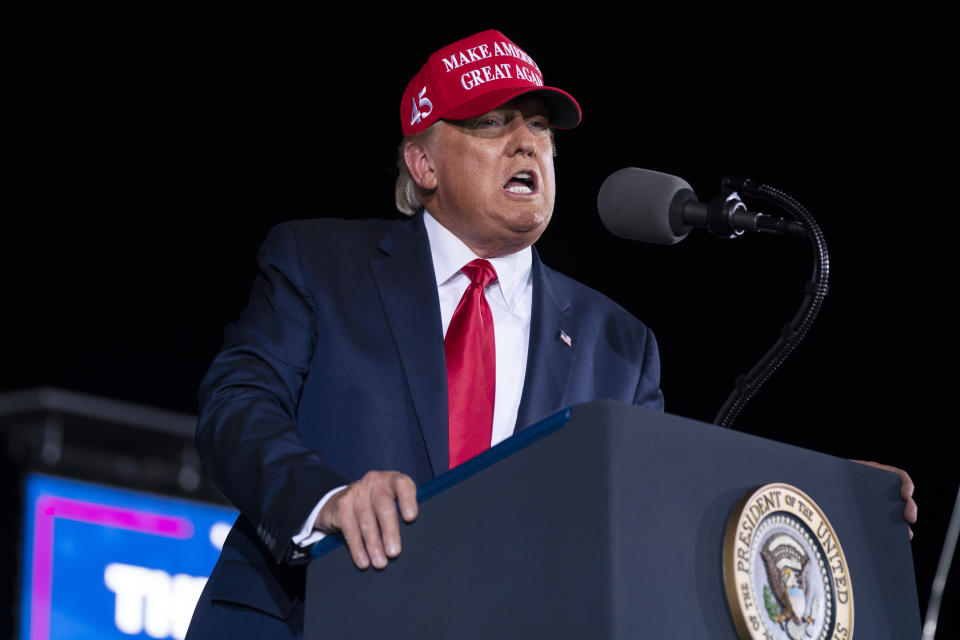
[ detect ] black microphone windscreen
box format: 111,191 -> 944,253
598,167 -> 697,245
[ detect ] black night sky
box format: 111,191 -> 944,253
3,6 -> 956,637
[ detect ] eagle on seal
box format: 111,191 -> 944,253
761,534 -> 810,626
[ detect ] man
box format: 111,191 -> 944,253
186,29 -> 915,639
186,29 -> 663,639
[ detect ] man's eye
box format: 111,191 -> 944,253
528,120 -> 549,131
479,118 -> 502,127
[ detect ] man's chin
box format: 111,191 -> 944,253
499,206 -> 553,235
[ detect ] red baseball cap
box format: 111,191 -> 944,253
400,29 -> 582,137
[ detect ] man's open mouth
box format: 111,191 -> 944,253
504,171 -> 537,194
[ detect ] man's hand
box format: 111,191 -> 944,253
315,471 -> 419,569
852,460 -> 918,539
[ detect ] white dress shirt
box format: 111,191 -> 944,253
293,210 -> 534,548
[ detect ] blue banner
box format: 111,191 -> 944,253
19,473 -> 238,640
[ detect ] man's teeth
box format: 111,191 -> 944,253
505,172 -> 534,193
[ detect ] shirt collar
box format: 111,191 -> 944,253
423,209 -> 532,311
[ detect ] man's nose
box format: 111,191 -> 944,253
508,120 -> 537,156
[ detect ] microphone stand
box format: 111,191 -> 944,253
922,481 -> 960,639
713,177 -> 830,428
704,179 -> 960,639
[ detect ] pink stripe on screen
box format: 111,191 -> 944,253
30,495 -> 194,640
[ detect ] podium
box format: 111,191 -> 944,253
305,401 -> 920,638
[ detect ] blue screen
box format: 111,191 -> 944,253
19,473 -> 238,640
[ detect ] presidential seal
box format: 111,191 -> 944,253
723,483 -> 854,640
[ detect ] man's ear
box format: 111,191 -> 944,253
403,141 -> 438,190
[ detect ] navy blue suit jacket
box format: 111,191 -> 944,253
188,212 -> 664,638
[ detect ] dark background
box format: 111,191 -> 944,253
3,5 -> 955,637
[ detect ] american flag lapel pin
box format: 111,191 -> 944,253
559,329 -> 573,348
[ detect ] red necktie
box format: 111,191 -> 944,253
446,259 -> 498,469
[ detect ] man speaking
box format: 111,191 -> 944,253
186,28 -> 663,638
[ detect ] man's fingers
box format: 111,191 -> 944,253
851,459 -> 917,530
904,495 -> 918,524
374,489 -> 403,559
392,473 -> 419,522
898,472 -> 916,502
316,470 -> 418,570
887,465 -> 917,524
355,495 -> 388,569
375,472 -> 419,559
337,509 -> 370,570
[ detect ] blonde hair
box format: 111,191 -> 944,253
394,128 -> 436,216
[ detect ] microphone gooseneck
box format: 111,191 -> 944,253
712,176 -> 829,428
597,168 -> 829,429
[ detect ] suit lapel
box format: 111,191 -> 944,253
369,213 -> 448,476
514,250 -> 580,432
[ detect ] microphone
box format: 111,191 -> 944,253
597,167 -> 807,245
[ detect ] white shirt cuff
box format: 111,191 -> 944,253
292,485 -> 347,548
